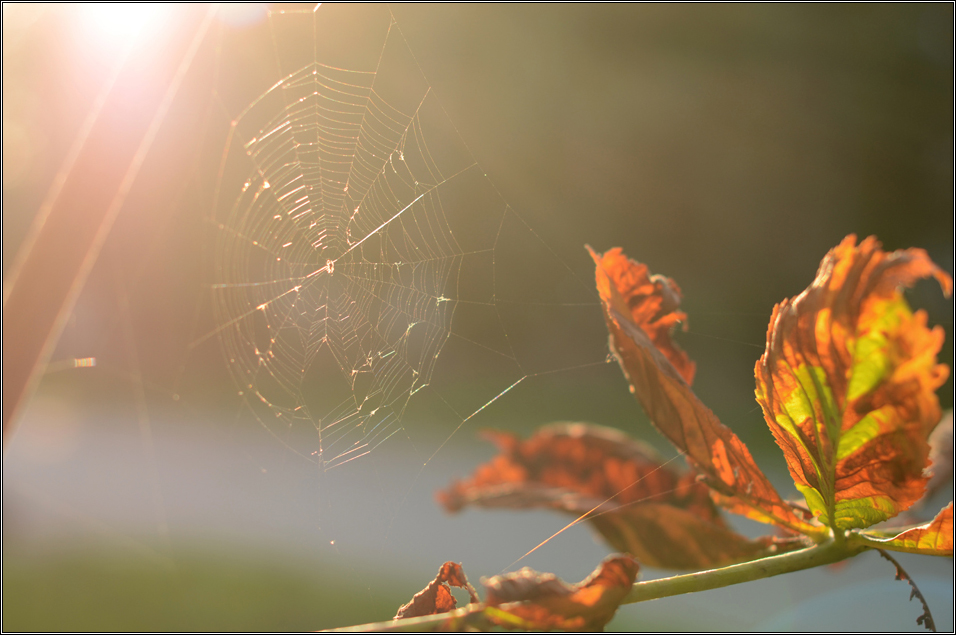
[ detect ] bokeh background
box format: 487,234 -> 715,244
3,3 -> 953,630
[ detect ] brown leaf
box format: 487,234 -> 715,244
877,549 -> 938,632
438,423 -> 795,569
585,502 -> 798,570
588,246 -> 818,535
755,235 -> 952,530
588,247 -> 696,384
483,554 -> 640,631
394,562 -> 479,620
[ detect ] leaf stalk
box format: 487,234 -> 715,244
622,536 -> 865,605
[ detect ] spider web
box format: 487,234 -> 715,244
203,5 -> 605,470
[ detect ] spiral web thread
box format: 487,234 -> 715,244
204,7 -> 602,470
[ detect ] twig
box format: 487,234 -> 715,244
877,549 -> 937,633
621,536 -> 862,604
325,538 -> 868,632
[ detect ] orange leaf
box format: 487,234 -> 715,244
755,235 -> 952,530
859,502 -> 954,556
588,247 -> 696,384
483,554 -> 639,631
438,423 -> 798,569
588,246 -> 817,535
394,561 -> 479,620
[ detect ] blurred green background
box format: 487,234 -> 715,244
3,3 -> 953,631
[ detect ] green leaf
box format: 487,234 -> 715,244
756,235 -> 952,530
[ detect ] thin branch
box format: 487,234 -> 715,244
325,538 -> 869,632
622,535 -> 862,604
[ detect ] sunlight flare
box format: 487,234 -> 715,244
72,3 -> 172,54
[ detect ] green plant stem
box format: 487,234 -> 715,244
622,536 -> 864,604
326,539 -> 868,632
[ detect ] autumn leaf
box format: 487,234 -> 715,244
482,554 -> 640,631
588,247 -> 696,384
438,423 -> 798,569
755,235 -> 952,531
394,561 -> 479,620
390,556 -> 638,631
857,502 -> 954,557
587,246 -> 817,535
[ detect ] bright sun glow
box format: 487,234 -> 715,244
73,3 -> 171,55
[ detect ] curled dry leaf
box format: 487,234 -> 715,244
394,561 -> 479,620
755,235 -> 952,531
588,246 -> 816,535
438,423 -> 794,569
482,554 -> 640,631
877,549 -> 938,632
587,246 -> 696,385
